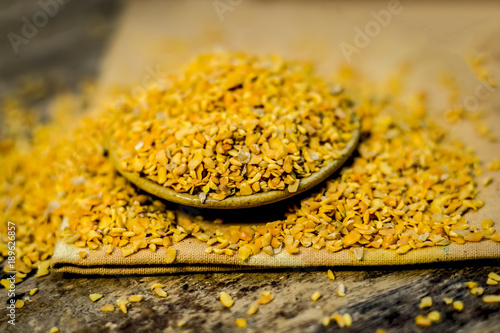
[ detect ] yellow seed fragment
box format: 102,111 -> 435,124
428,311 -> 441,323
165,247 -> 176,264
1,279 -> 10,289
465,281 -> 478,289
220,292 -> 234,308
487,158 -> 500,171
415,315 -> 432,327
488,272 -> 500,282
35,260 -> 51,278
78,251 -> 87,259
90,294 -> 103,302
327,269 -> 335,281
15,299 -> 25,309
129,295 -> 143,303
101,303 -> 115,312
482,177 -> 493,187
453,300 -> 464,311
376,329 -> 388,333
311,291 -> 321,302
49,327 -> 59,333
470,287 -> 484,296
235,318 -> 247,328
443,297 -> 453,305
483,295 -> 500,304
247,304 -> 259,316
117,299 -> 129,314
337,284 -> 346,297
150,283 -> 165,290
419,296 -> 432,309
331,313 -> 352,328
486,278 -> 498,285
177,320 -> 187,328
30,288 -> 38,296
343,314 -> 352,327
154,287 -> 167,298
257,291 -> 274,305
322,316 -> 331,327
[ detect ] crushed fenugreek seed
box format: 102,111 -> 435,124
30,288 -> 38,296
470,287 -> 484,296
113,53 -> 357,200
487,158 -> 500,171
443,297 -> 453,305
419,296 -> 432,309
483,295 -> 500,304
220,292 -> 234,308
488,272 -> 500,282
466,281 -> 478,289
235,318 -> 247,328
49,327 -> 59,333
129,295 -> 143,303
101,303 -> 115,312
453,300 -> 464,311
15,299 -> 25,309
117,299 -> 129,314
486,278 -> 498,286
415,315 -> 431,328
428,311 -> 440,323
90,294 -> 103,302
257,291 -> 274,305
327,269 -> 335,281
154,287 -> 167,298
247,304 -> 259,316
311,291 -> 321,302
337,284 -> 346,297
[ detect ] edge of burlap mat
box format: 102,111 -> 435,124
51,236 -> 500,275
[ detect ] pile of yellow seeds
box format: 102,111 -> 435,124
112,53 -> 357,200
0,52 -> 499,283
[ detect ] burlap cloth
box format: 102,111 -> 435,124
51,0 -> 500,274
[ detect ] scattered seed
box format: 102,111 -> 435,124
488,272 -> 500,282
220,292 -> 234,308
29,288 -> 38,296
327,269 -> 335,281
117,299 -> 129,314
483,295 -> 500,304
257,291 -> 274,305
247,304 -> 259,316
15,299 -> 25,309
419,296 -> 432,309
101,303 -> 115,312
337,284 -> 346,297
415,315 -> 432,327
129,295 -> 143,303
311,291 -> 321,302
428,311 -> 441,323
154,287 -> 167,298
235,318 -> 247,328
453,300 -> 464,312
89,294 -> 103,302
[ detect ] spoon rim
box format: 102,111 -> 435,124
109,112 -> 360,209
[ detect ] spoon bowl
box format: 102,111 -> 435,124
109,113 -> 360,209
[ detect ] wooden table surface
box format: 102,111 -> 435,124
1,1 -> 500,332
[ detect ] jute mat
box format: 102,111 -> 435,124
51,0 -> 500,274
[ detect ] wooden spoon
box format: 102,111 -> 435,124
109,113 -> 360,209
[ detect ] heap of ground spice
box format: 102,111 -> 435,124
112,53 -> 357,200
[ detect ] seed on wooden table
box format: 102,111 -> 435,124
220,292 -> 234,308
